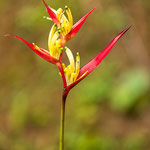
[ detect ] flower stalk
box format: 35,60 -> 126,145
59,89 -> 69,150
59,93 -> 66,150
59,101 -> 65,150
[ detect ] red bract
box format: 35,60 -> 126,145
5,34 -> 59,64
67,26 -> 131,90
65,8 -> 95,42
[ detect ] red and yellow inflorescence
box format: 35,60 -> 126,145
6,0 -> 131,91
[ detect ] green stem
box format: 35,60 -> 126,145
59,91 -> 68,150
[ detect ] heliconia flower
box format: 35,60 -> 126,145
50,6 -> 73,37
61,47 -> 80,86
64,26 -> 131,90
42,0 -> 94,42
5,34 -> 59,64
48,24 -> 63,59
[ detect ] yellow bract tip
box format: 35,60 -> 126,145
33,43 -> 41,51
65,6 -> 68,9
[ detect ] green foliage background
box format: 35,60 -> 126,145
0,0 -> 150,149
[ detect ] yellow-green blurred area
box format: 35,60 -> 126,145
0,0 -> 150,149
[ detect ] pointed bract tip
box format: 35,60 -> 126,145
65,6 -> 68,9
86,8 -> 95,16
5,34 -> 20,39
124,25 -> 132,32
42,0 -> 59,25
127,25 -> 132,31
91,8 -> 96,11
119,25 -> 132,36
5,34 -> 11,37
127,25 -> 132,29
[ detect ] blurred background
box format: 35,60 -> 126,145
0,0 -> 150,149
